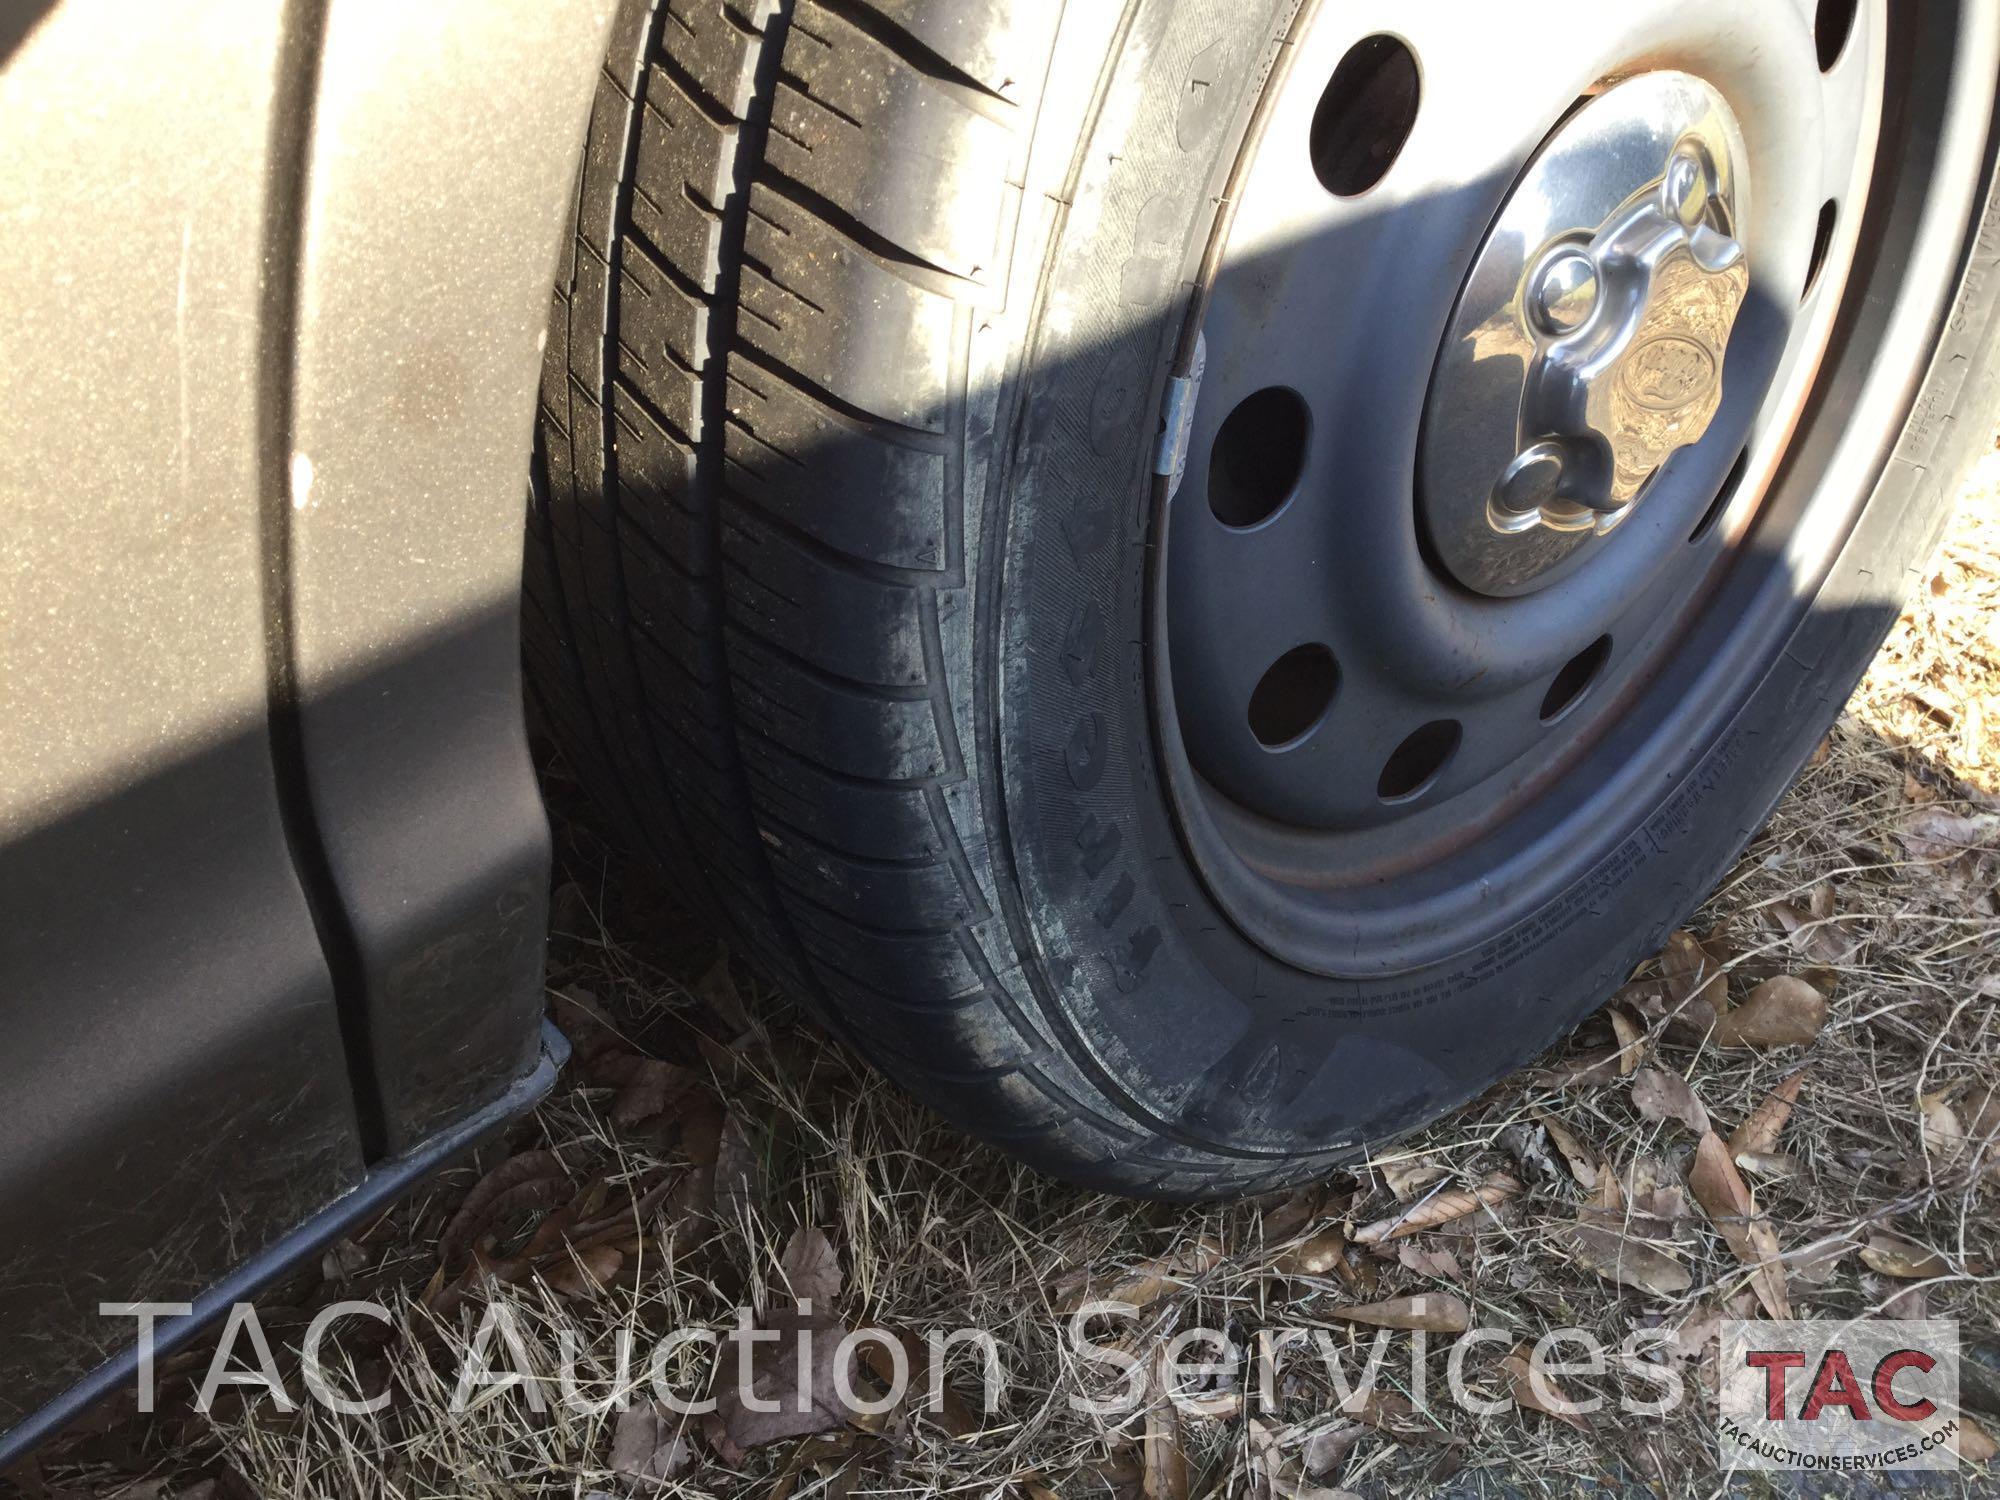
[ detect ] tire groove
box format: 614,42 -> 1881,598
725,617 -> 932,700
736,720 -> 949,792
803,0 -> 1017,114
755,808 -> 948,874
754,165 -> 983,297
731,343 -> 949,447
722,489 -> 953,586
590,0 -> 769,945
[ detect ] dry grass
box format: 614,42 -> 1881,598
12,442 -> 2000,1500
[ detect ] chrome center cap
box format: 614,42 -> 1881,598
1422,73 -> 1752,596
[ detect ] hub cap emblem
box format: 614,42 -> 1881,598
1422,74 -> 1752,593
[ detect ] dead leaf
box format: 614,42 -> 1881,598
1621,977 -> 1718,1042
887,1329 -> 979,1438
1259,1183 -> 1339,1243
1053,1237 -> 1224,1314
1732,1151 -> 1796,1181
1531,1111 -> 1600,1189
1302,1420 -> 1367,1478
1246,1417 -> 1361,1499
1608,1008 -> 1644,1074
1860,1231 -> 1950,1280
1142,1349 -> 1190,1500
1273,1225 -> 1349,1278
1326,1293 -> 1470,1334
1592,1160 -> 1688,1232
1771,894 -> 1856,965
1631,1068 -> 1710,1134
1354,1173 -> 1522,1244
1897,807 -> 2000,861
1712,976 -> 1826,1050
1921,1090 -> 1966,1158
1688,1132 -> 1790,1318
1523,1045 -> 1632,1090
1094,1447 -> 1145,1497
1336,1388 -> 1455,1445
1882,1283 -> 1930,1320
611,1400 -> 694,1488
438,1151 -> 569,1270
1500,1344 -> 1588,1430
552,986 -> 625,1071
1638,1183 -> 1690,1220
708,1304 -> 853,1461
1660,930 -> 1728,1014
1666,1303 -> 1727,1365
569,1171 -> 673,1253
712,1115 -> 759,1228
1906,682 -> 1957,726
1966,1080 -> 2000,1138
700,1240 -> 872,1464
544,1244 -> 624,1300
764,1432 -> 859,1500
1559,1223 -> 1692,1298
695,951 -> 754,1036
779,1226 -> 843,1309
321,1237 -> 367,1284
1500,1122 -> 1560,1187
608,1059 -> 703,1128
1397,1243 -> 1463,1280
1956,1415 -> 1998,1463
1728,1071 -> 1806,1157
1586,1165 -> 1627,1216
1377,1157 -> 1450,1200
1788,1236 -> 1854,1285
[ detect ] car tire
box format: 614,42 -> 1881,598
525,0 -> 2000,1196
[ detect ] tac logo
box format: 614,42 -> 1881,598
1719,1320 -> 1962,1472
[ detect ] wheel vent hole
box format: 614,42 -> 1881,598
1310,35 -> 1421,197
1690,446 -> 1749,543
1815,0 -> 1858,72
1377,719 -> 1459,801
1540,635 -> 1611,724
1209,387 -> 1311,528
1248,644 -> 1339,749
1803,199 -> 1837,300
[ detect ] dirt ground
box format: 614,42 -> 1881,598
10,438 -> 2000,1499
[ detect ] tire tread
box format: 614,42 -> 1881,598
528,0 -> 1302,1195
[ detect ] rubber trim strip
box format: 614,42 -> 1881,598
0,1024 -> 570,1469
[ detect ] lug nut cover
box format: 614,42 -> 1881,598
1421,72 -> 1753,596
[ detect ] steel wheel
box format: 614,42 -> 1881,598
1159,0 -> 1992,977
